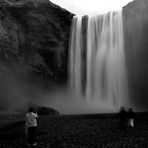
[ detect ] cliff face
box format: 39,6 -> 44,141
0,0 -> 73,112
0,0 -> 73,85
123,0 -> 148,110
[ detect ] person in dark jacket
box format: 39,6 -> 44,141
119,106 -> 127,129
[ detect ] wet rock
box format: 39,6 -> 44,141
123,0 -> 148,110
0,0 -> 73,84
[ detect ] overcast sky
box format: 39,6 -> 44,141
50,0 -> 133,16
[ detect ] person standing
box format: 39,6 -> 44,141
25,107 -> 38,146
127,108 -> 134,128
119,106 -> 127,129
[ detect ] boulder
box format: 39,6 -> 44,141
37,106 -> 59,115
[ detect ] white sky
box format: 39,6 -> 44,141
50,0 -> 134,16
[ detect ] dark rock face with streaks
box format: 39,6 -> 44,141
0,0 -> 73,84
123,0 -> 148,110
0,0 -> 73,111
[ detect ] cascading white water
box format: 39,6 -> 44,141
69,11 -> 128,111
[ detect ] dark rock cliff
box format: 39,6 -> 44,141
123,0 -> 148,110
0,0 -> 73,86
0,0 -> 73,112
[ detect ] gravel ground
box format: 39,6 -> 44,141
0,114 -> 148,148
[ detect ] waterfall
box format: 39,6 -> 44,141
69,11 -> 128,111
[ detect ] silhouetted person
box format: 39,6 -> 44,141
25,107 -> 38,146
119,106 -> 127,129
127,108 -> 134,128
